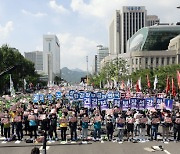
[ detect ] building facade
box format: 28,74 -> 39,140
146,15 -> 160,26
109,6 -> 147,55
43,35 -> 60,83
127,25 -> 180,73
92,55 -> 98,75
97,45 -> 109,73
24,51 -> 43,71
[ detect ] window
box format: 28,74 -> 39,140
151,57 -> 153,64
132,59 -> 134,64
161,57 -> 164,65
167,57 -> 170,65
48,42 -> 51,52
139,58 -> 141,64
136,58 -> 138,65
156,58 -> 159,64
145,58 -> 148,64
172,57 -> 176,64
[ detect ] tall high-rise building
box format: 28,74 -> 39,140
24,51 -> 43,71
92,55 -> 98,75
43,35 -> 60,83
146,15 -> 160,26
109,6 -> 147,55
97,45 -> 109,72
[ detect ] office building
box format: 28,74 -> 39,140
146,15 -> 160,26
127,25 -> 180,73
43,35 -> 60,83
97,45 -> 109,73
109,6 -> 147,55
24,51 -> 43,71
92,55 -> 98,75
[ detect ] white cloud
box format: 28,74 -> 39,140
70,0 -> 179,23
49,0 -> 69,14
57,33 -> 97,71
0,21 -> 14,39
21,9 -> 47,17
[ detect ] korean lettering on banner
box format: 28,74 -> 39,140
83,97 -> 91,109
69,90 -> 75,97
130,98 -> 138,110
47,94 -> 53,102
156,98 -> 163,109
39,94 -> 45,103
79,92 -> 85,100
145,98 -> 154,110
122,99 -> 129,111
85,92 -> 91,98
138,99 -> 146,110
56,92 -> 62,99
96,92 -> 102,100
107,91 -> 114,101
114,91 -> 120,99
121,92 -> 126,99
73,92 -> 80,100
91,92 -> 96,98
33,94 -> 39,103
101,93 -> 107,100
113,99 -> 121,108
165,99 -> 173,111
92,97 -> 98,109
100,99 -> 108,110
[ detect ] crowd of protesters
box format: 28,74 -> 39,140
0,94 -> 180,144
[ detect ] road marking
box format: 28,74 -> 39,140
1,141 -> 7,144
15,140 -> 21,144
164,150 -> 171,154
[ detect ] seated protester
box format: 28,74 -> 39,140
93,113 -> 102,141
139,113 -> 147,142
106,114 -> 114,141
59,113 -> 68,142
2,110 -> 10,141
126,113 -> 135,142
28,110 -> 38,140
172,112 -> 180,142
161,112 -> 172,142
116,113 -> 125,142
14,112 -> 23,141
151,111 -> 160,141
49,113 -> 58,141
81,114 -> 89,141
69,112 -> 77,141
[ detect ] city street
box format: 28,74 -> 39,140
0,139 -> 179,154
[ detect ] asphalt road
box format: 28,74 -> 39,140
0,140 -> 179,154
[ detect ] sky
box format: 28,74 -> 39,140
0,0 -> 179,71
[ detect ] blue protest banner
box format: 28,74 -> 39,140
73,92 -> 80,100
107,91 -> 114,101
165,99 -> 173,111
138,99 -> 146,110
33,94 -> 39,103
130,98 -> 138,110
91,92 -> 96,98
145,98 -> 154,109
83,97 -> 91,108
85,92 -> 91,98
79,92 -> 85,100
101,93 -> 107,100
100,99 -> 108,110
92,97 -> 98,108
56,92 -> 62,99
114,91 -> 120,99
122,99 -> 129,111
47,94 -> 53,102
69,90 -> 75,97
39,94 -> 44,103
156,98 -> 163,109
113,99 -> 121,108
96,92 -> 102,100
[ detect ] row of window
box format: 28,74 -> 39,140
132,57 -> 176,65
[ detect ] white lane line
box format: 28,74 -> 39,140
164,150 -> 171,154
1,141 -> 7,144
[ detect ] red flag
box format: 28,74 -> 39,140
172,78 -> 176,97
177,70 -> 180,89
136,80 -> 140,92
147,74 -> 151,88
165,77 -> 170,94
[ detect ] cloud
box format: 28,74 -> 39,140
0,21 -> 14,39
21,9 -> 47,17
70,0 -> 179,23
57,33 -> 98,71
49,0 -> 69,14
